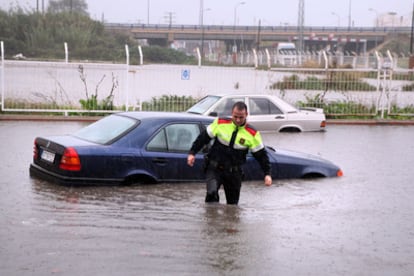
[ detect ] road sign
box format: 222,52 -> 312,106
181,69 -> 190,80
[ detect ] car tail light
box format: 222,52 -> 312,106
337,169 -> 343,177
33,141 -> 39,159
59,147 -> 81,171
320,120 -> 326,128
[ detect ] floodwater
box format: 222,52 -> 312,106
0,121 -> 413,275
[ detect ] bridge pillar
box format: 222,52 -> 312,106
167,32 -> 175,45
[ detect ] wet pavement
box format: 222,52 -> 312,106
0,121 -> 413,275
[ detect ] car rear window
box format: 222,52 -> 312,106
73,115 -> 138,144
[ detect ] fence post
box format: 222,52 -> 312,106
240,51 -> 244,65
196,47 -> 201,67
252,48 -> 258,68
374,51 -> 382,117
64,42 -> 68,63
1,41 -> 3,63
374,50 -> 393,119
125,44 -> 130,111
322,51 -> 328,69
265,48 -> 271,69
386,50 -> 394,115
138,45 -> 143,65
386,50 -> 394,69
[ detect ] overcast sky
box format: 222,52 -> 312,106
0,0 -> 412,27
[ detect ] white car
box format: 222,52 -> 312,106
187,94 -> 326,132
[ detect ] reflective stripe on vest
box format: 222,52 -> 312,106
207,117 -> 265,153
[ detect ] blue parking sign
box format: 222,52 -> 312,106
181,69 -> 190,80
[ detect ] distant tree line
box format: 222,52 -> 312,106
0,0 -> 195,64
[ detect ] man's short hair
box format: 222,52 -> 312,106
232,101 -> 247,112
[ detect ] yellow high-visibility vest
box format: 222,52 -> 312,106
207,118 -> 265,153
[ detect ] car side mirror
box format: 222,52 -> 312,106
208,112 -> 218,117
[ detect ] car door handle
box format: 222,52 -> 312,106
275,115 -> 285,119
152,157 -> 168,165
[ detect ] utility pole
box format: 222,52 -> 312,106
164,12 -> 175,26
256,19 -> 261,50
147,0 -> 150,24
199,0 -> 204,26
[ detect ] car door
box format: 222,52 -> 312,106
247,97 -> 286,131
143,122 -> 206,182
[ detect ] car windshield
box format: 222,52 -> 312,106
73,115 -> 138,144
187,95 -> 221,114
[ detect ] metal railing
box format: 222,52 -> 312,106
1,44 -> 413,119
105,23 -> 411,35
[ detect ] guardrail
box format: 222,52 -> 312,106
105,23 -> 411,34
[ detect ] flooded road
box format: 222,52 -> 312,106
1,121 -> 413,275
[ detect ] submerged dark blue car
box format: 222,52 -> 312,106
30,112 -> 343,185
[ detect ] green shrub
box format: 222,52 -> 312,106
141,95 -> 198,112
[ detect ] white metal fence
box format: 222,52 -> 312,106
1,47 -> 414,119
206,48 -> 409,70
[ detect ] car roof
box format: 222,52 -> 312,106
115,111 -> 214,122
208,94 -> 298,113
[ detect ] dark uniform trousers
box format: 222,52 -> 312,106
205,165 -> 243,205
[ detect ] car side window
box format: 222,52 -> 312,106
249,97 -> 282,115
147,129 -> 168,151
147,123 -> 200,152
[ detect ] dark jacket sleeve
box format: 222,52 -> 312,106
188,129 -> 212,155
252,148 -> 271,176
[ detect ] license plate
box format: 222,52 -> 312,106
41,150 -> 55,163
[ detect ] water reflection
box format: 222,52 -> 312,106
201,205 -> 243,272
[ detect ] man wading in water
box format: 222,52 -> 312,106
187,101 -> 272,205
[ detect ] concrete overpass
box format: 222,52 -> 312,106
105,23 -> 411,53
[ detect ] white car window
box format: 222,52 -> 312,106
249,97 -> 282,115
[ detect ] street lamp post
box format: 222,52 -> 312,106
200,8 -> 211,62
388,12 -> 397,27
368,8 -> 379,48
368,8 -> 379,27
233,1 -> 246,27
232,1 -> 246,62
331,12 -> 340,27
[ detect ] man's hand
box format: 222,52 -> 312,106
264,175 -> 272,186
187,154 -> 195,167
